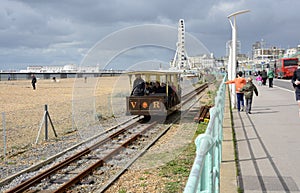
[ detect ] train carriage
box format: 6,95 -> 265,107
126,70 -> 181,116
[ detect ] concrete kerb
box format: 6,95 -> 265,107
220,85 -> 238,193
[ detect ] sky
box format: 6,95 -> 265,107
1,0 -> 300,71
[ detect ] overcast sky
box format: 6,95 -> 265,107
1,0 -> 300,70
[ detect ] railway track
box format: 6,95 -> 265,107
3,82 -> 209,193
5,119 -> 160,193
181,83 -> 208,105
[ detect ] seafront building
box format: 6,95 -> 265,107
2,40 -> 300,75
251,41 -> 284,66
225,40 -> 300,73
189,53 -> 216,69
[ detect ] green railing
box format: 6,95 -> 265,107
184,75 -> 226,193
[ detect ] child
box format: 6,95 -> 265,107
256,74 -> 262,86
240,77 -> 258,114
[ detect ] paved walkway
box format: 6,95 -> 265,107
221,83 -> 300,193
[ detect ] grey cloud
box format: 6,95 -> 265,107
1,0 -> 300,70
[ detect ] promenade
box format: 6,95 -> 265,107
221,81 -> 300,193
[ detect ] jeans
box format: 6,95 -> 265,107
236,93 -> 244,111
245,97 -> 253,113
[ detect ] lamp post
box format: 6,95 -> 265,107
261,38 -> 265,69
227,9 -> 250,108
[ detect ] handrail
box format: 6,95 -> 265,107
184,74 -> 227,193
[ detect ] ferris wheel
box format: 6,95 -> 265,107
171,19 -> 191,70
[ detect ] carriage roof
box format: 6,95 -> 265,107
126,70 -> 182,76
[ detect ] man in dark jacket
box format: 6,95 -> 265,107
240,77 -> 258,114
261,69 -> 267,85
291,65 -> 300,117
31,74 -> 37,90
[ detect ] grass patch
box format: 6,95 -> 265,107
165,181 -> 181,193
118,188 -> 127,193
159,123 -> 207,193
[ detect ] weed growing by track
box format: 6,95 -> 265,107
158,123 -> 206,193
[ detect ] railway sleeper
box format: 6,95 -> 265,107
194,105 -> 212,123
194,106 -> 205,122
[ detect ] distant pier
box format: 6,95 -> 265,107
0,70 -> 124,81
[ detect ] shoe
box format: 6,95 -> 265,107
241,107 -> 244,111
248,112 -> 252,114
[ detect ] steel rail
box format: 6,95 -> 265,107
5,120 -> 141,193
53,121 -> 157,193
181,83 -> 208,105
0,116 -> 140,188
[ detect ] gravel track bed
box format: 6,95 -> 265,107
0,75 -> 216,193
0,116 -> 134,192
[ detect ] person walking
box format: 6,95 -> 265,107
261,69 -> 268,85
31,74 -> 37,90
291,64 -> 300,117
256,74 -> 263,86
225,71 -> 247,111
240,77 -> 258,114
267,69 -> 275,88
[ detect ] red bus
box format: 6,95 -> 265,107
275,57 -> 299,78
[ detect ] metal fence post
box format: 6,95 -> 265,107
45,104 -> 48,141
